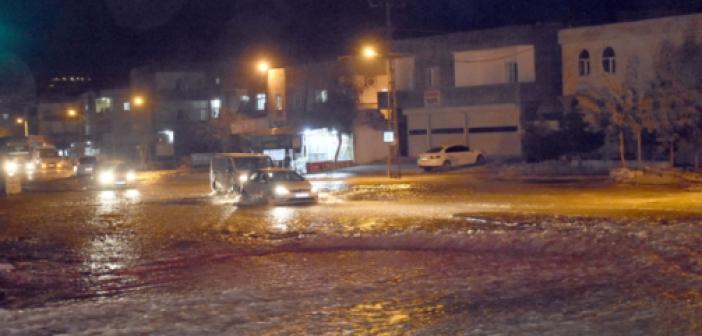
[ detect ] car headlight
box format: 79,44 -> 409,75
98,171 -> 115,185
25,162 -> 35,172
310,185 -> 318,193
4,161 -> 18,176
42,163 -> 48,169
238,173 -> 248,183
274,185 -> 290,196
126,171 -> 136,182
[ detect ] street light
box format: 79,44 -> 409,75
132,95 -> 146,107
362,45 -> 379,59
16,117 -> 28,137
257,60 -> 271,74
67,108 -> 77,118
360,44 -> 400,178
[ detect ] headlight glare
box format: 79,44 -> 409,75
274,185 -> 290,196
238,174 -> 248,183
98,171 -> 115,185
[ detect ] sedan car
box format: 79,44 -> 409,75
242,168 -> 318,205
417,145 -> 485,171
74,156 -> 98,176
96,162 -> 137,188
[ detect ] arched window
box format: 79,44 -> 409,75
578,50 -> 591,76
602,47 -> 616,74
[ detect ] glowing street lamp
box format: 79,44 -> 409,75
257,61 -> 271,74
132,95 -> 146,107
67,108 -> 77,118
362,45 -> 379,59
16,117 -> 28,137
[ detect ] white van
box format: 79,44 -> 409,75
210,153 -> 274,194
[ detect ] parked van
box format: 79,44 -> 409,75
210,153 -> 274,194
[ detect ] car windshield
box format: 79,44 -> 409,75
426,147 -> 444,153
79,157 -> 97,164
234,157 -> 273,170
38,149 -> 59,158
268,171 -> 305,181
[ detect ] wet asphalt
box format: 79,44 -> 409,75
1,172 -> 702,335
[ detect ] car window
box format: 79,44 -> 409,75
455,145 -> 470,152
446,146 -> 459,153
268,171 -> 305,181
233,157 -> 273,170
79,157 -> 97,164
426,147 -> 444,153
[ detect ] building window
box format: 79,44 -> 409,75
315,90 -> 328,103
95,97 -> 112,113
578,50 -> 591,76
241,95 -> 250,103
123,102 -> 130,111
602,47 -> 616,74
425,67 -> 440,89
256,93 -> 266,110
210,99 -> 221,119
275,95 -> 283,111
506,62 -> 519,83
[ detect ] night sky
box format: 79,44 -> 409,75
1,0 -> 701,88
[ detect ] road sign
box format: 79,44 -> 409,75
383,131 -> 395,143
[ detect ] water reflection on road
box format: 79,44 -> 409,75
2,179 -> 702,334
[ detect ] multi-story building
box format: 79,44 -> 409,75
394,24 -> 563,158
559,13 -> 702,163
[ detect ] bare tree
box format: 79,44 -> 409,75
651,38 -> 702,167
576,81 -> 654,167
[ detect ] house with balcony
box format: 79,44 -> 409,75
393,24 -> 563,159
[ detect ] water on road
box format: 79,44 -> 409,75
1,175 -> 701,335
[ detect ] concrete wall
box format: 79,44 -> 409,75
353,123 -> 387,164
404,104 -> 521,157
454,45 -> 536,87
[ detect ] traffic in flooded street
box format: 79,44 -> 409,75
2,172 -> 702,335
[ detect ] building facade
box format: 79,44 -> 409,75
394,24 -> 563,158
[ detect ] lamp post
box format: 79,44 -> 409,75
362,45 -> 401,178
131,95 -> 151,168
16,117 -> 28,137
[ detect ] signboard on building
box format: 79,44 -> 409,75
424,89 -> 441,107
383,131 -> 395,144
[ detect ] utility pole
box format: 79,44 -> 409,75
371,0 -> 403,178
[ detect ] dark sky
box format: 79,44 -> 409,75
1,0 -> 701,88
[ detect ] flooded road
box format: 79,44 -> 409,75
1,174 -> 702,335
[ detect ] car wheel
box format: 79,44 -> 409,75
422,167 -> 432,173
476,155 -> 486,165
442,160 -> 452,171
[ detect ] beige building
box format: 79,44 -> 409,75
559,13 -> 702,96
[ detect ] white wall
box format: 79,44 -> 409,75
454,45 -> 535,87
393,57 -> 415,91
353,124 -> 388,164
404,104 -> 522,157
559,13 -> 702,95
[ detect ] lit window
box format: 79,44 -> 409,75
602,47 -> 616,74
2,113 -> 8,120
315,90 -> 328,103
123,102 -> 130,111
276,95 -> 283,111
256,93 -> 266,111
578,50 -> 591,76
241,95 -> 251,102
95,97 -> 112,113
211,99 -> 221,119
506,62 -> 518,83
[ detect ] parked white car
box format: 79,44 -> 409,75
417,145 -> 486,171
